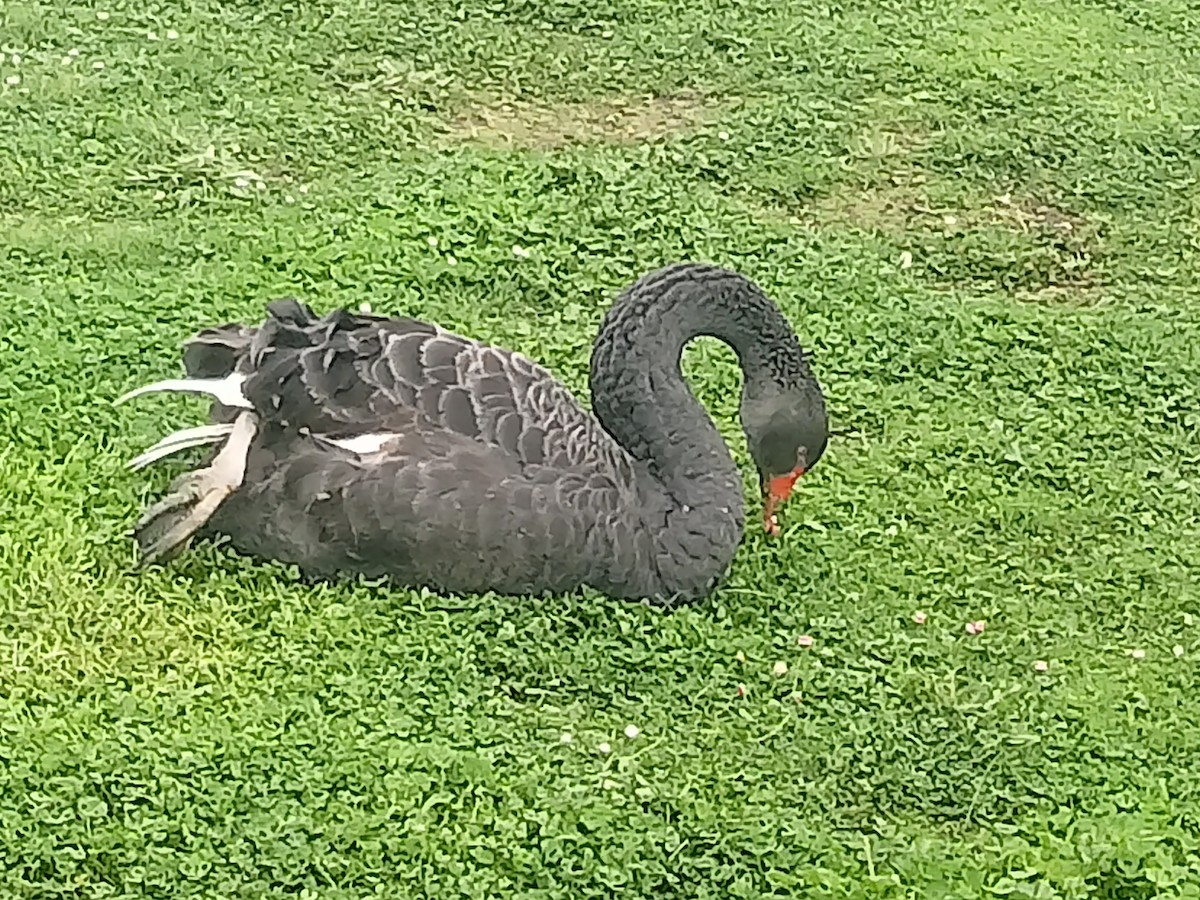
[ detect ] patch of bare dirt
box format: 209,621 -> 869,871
845,125 -> 934,163
796,175 -> 1104,296
808,176 -> 1090,236
809,181 -> 926,232
442,90 -> 717,149
1010,285 -> 1110,306
983,191 -> 1092,236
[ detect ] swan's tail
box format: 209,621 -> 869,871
131,410 -> 259,566
114,371 -> 253,469
117,322 -> 260,564
115,318 -> 254,455
181,322 -> 255,379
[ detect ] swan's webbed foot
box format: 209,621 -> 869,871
132,411 -> 258,566
135,470 -> 235,564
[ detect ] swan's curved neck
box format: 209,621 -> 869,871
588,264 -> 811,598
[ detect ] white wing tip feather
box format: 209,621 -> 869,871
127,423 -> 237,470
113,373 -> 252,409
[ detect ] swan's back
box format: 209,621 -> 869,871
192,299 -> 629,476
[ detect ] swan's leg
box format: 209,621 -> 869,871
133,411 -> 258,566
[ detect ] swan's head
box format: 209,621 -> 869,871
741,387 -> 828,536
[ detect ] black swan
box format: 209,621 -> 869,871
115,262 -> 828,607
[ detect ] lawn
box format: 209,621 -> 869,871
2,0 -> 1199,896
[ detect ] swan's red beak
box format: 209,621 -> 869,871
762,466 -> 805,537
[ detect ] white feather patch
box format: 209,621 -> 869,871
126,423 -> 236,470
114,373 -> 252,409
325,433 -> 402,454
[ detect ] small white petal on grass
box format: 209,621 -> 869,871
446,255 -> 458,266
426,235 -> 438,247
166,28 -> 179,40
912,611 -> 927,625
559,732 -> 573,744
92,60 -> 105,70
899,250 -> 914,270
1174,645 -> 1185,658
284,194 -> 295,204
96,10 -> 110,20
772,660 -> 788,677
965,620 -> 986,635
511,244 -> 530,258
4,75 -> 18,86
717,130 -> 730,141
597,741 -> 611,754
623,724 -> 639,740
943,214 -> 957,226
796,634 -> 814,648
358,301 -> 372,313
734,650 -> 745,663
68,48 -> 80,57
1130,648 -> 1145,660
147,30 -> 159,40
11,53 -> 21,66
255,180 -> 266,191
1033,660 -> 1049,672
234,177 -> 250,189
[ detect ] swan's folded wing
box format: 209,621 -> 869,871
227,420 -> 627,596
224,300 -> 620,472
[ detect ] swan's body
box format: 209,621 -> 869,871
117,262 -> 827,607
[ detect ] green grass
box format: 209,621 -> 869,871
2,0 -> 1200,896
